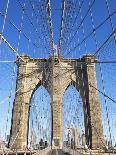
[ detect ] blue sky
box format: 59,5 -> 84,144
0,0 -> 116,147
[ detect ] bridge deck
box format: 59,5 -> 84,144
0,149 -> 116,155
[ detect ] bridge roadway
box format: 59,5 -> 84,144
47,149 -> 70,155
0,149 -> 116,155
0,149 -> 70,155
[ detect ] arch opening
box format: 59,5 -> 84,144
62,84 -> 85,149
28,85 -> 51,150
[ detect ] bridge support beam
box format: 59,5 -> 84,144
80,55 -> 105,149
51,60 -> 63,149
8,56 -> 41,150
9,59 -> 30,150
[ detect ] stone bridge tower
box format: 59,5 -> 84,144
9,55 -> 105,150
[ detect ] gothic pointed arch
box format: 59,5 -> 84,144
28,85 -> 51,148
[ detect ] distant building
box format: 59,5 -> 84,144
67,126 -> 81,149
108,140 -> 113,149
30,128 -> 36,149
81,133 -> 86,146
6,135 -> 10,142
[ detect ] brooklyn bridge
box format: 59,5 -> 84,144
0,0 -> 116,155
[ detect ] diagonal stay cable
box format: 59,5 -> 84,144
60,0 -> 84,45
16,0 -> 52,53
94,29 -> 116,56
89,83 -> 116,104
63,11 -> 116,57
0,11 -> 44,49
1,0 -> 10,34
60,0 -> 85,51
0,34 -> 25,62
63,0 -> 96,55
